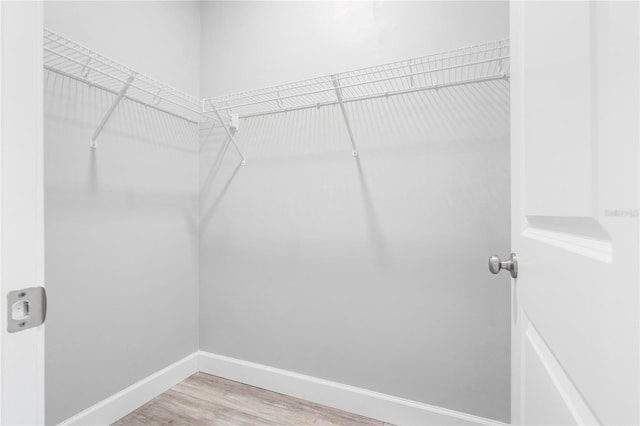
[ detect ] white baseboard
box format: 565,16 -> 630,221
58,352 -> 199,426
58,350 -> 506,426
198,351 -> 507,426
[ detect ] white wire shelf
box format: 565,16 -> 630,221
43,29 -> 508,160
203,39 -> 510,119
43,27 -> 204,147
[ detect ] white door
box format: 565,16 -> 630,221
510,1 -> 638,425
0,1 -> 45,425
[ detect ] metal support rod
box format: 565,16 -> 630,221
209,104 -> 247,166
409,63 -> 415,87
331,75 -> 358,157
90,73 -> 135,148
239,73 -> 508,119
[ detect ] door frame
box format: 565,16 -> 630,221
0,1 -> 45,424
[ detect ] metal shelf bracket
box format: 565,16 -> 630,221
90,73 -> 136,148
331,75 -> 358,157
207,102 -> 247,166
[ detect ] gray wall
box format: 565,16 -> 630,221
199,1 -> 511,422
44,2 -> 201,424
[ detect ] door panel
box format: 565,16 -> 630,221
511,2 -> 639,425
522,313 -> 598,425
521,2 -> 593,218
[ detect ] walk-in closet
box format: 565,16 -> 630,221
1,1 -> 638,426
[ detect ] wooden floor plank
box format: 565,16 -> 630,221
113,389 -> 281,426
174,373 -> 384,426
112,372 -> 388,426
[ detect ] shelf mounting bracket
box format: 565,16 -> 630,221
90,73 -> 136,148
331,75 -> 358,157
207,102 -> 247,166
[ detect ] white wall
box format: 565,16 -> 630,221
43,2 -> 200,424
200,1 -> 509,96
46,1 -> 201,95
199,1 -> 511,422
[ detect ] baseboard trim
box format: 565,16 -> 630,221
198,351 -> 507,426
58,352 -> 199,426
57,351 -> 506,426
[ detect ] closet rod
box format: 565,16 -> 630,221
238,73 -> 509,119
44,65 -> 199,125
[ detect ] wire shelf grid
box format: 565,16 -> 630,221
43,28 -> 203,124
43,28 -> 508,158
203,39 -> 509,118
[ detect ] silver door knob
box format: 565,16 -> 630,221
488,253 -> 518,278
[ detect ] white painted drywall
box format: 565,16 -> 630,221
45,1 -> 201,95
200,1 -> 509,96
199,1 -> 511,422
43,2 -> 200,424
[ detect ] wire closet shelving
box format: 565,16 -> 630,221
43,27 -> 509,160
203,39 -> 509,156
204,39 -> 510,118
43,28 -> 206,149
